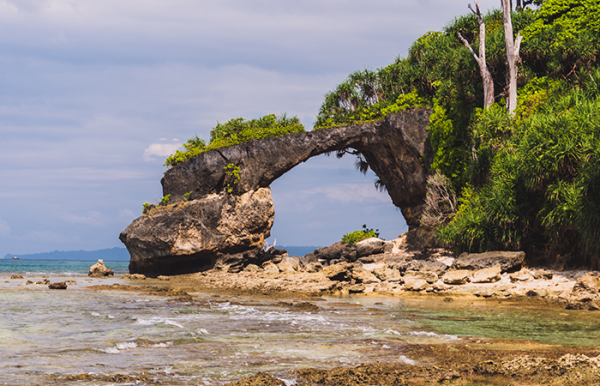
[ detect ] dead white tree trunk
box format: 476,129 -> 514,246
458,0 -> 495,108
501,0 -> 523,114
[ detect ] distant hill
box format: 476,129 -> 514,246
2,246 -> 320,261
3,247 -> 130,261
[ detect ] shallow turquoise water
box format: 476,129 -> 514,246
0,259 -> 129,276
1,284 -> 599,385
1,261 -> 598,385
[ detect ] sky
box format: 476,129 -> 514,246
0,0 -> 502,257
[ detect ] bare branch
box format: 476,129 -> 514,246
514,32 -> 523,57
458,32 -> 479,63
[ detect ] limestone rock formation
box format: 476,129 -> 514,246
120,188 -> 274,277
88,259 -> 114,278
121,110 -> 433,276
161,110 -> 432,228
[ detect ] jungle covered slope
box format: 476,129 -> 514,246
315,0 -> 600,267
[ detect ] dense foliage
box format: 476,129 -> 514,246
165,114 -> 305,168
341,225 -> 381,247
319,0 -> 600,265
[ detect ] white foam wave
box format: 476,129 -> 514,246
133,316 -> 184,328
91,312 -> 101,317
407,331 -> 459,340
101,347 -> 120,354
398,355 -> 416,365
116,342 -> 137,350
151,342 -> 172,348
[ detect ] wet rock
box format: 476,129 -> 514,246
403,277 -> 429,291
303,262 -> 323,273
533,269 -> 553,280
452,251 -> 525,272
351,267 -> 380,284
474,289 -> 496,298
354,238 -> 385,258
120,188 -> 274,277
243,264 -> 263,273
313,242 -> 351,262
442,270 -> 471,285
323,263 -> 354,282
432,281 -> 450,292
88,259 -> 114,278
10,274 -> 23,279
122,273 -> 146,280
276,255 -> 298,273
404,270 -> 438,284
572,273 -> 600,294
405,259 -> 448,276
347,283 -> 367,293
261,261 -> 280,274
510,269 -> 533,283
48,281 -> 68,290
471,265 -> 501,283
226,371 -> 286,386
372,266 -> 402,282
297,253 -> 318,268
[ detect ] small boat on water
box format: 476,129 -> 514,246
11,256 -> 20,260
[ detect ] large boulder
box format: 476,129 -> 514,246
471,265 -> 501,283
88,259 -> 114,278
451,251 -> 525,272
120,188 -> 274,277
354,238 -> 386,258
314,242 -> 355,262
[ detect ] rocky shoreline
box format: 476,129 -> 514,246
121,233 -> 600,312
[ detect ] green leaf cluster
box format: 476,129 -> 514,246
164,114 -> 305,168
341,225 -> 381,247
224,163 -> 241,194
439,79 -> 600,260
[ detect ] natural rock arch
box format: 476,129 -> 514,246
120,110 -> 433,276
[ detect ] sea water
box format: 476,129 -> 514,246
1,262 -> 599,385
0,259 -> 129,276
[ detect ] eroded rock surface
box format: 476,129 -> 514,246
88,259 -> 114,278
120,188 -> 274,277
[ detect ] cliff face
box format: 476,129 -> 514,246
121,110 -> 432,276
120,188 -> 274,277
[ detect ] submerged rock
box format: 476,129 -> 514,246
122,273 -> 146,280
88,259 -> 114,278
48,281 -> 67,290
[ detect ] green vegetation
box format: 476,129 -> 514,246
224,164 -> 241,194
183,191 -> 192,200
341,225 -> 381,247
164,114 -> 305,168
160,194 -> 171,206
142,202 -> 152,214
320,1 -> 600,264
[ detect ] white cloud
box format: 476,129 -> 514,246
143,143 -> 181,162
60,210 -> 105,227
18,230 -> 72,243
302,183 -> 391,204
